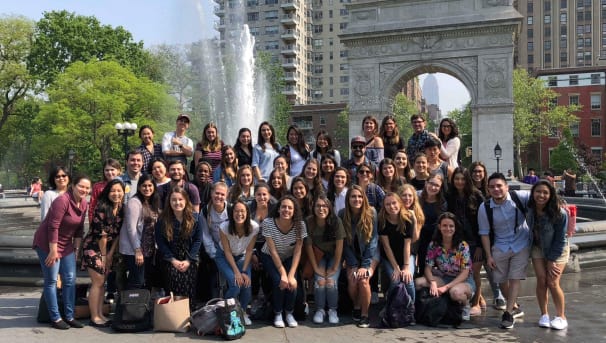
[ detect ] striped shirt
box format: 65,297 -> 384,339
261,217 -> 307,260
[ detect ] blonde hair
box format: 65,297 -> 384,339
378,192 -> 413,235
399,184 -> 425,242
342,184 -> 375,244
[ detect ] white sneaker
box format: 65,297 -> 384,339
285,312 -> 298,328
327,309 -> 339,324
371,291 -> 379,304
538,314 -> 551,328
462,305 -> 471,321
274,313 -> 285,328
313,309 -> 325,324
550,316 -> 568,330
243,313 -> 252,326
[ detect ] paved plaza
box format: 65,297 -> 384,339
0,267 -> 604,343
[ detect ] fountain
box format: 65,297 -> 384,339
193,0 -> 268,144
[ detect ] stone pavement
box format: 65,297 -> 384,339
1,268 -> 605,343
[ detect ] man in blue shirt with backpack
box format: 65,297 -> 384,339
478,173 -> 531,330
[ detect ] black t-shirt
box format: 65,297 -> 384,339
380,220 -> 413,266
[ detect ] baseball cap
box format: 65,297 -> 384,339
350,136 -> 366,146
177,113 -> 191,122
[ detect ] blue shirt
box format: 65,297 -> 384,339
478,190 -> 531,254
252,143 -> 281,181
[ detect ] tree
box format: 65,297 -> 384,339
334,108 -> 350,157
513,68 -> 579,176
392,93 -> 418,141
448,103 -> 472,167
255,52 -> 291,144
34,60 -> 176,176
549,129 -> 578,174
27,10 -> 155,86
0,15 -> 37,133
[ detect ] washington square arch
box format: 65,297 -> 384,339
340,0 -> 523,173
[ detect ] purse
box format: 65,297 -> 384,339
301,245 -> 324,280
153,292 -> 190,332
190,298 -> 224,336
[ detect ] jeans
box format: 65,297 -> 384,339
124,254 -> 153,290
215,250 -> 252,310
261,253 -> 296,313
382,254 -> 416,302
36,248 -> 77,321
313,253 -> 341,310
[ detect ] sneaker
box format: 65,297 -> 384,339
274,313 -> 285,328
285,312 -> 298,328
313,309 -> 325,324
352,308 -> 362,322
243,313 -> 252,326
550,317 -> 568,330
512,305 -> 524,319
51,319 -> 70,330
538,314 -> 551,328
357,316 -> 370,328
494,298 -> 506,310
371,292 -> 379,304
500,311 -> 514,329
462,305 -> 471,321
327,309 -> 339,324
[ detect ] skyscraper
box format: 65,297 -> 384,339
422,73 -> 440,106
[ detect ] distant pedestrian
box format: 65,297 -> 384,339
563,169 -> 577,197
40,166 -> 71,220
523,168 -> 539,185
30,178 -> 43,205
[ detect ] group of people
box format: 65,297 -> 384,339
32,112 -> 570,332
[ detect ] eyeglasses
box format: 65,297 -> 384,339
412,120 -> 424,124
427,181 -> 441,188
55,174 -> 68,179
351,145 -> 364,150
358,170 -> 372,175
315,204 -> 329,209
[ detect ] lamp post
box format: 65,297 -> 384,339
494,142 -> 502,173
68,149 -> 75,175
115,122 -> 138,160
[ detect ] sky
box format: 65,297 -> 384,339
2,1 -> 471,113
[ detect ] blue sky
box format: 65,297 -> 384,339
1,0 -> 216,46
1,1 -> 470,114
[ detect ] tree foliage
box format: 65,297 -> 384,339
34,60 -> 176,176
549,129 -> 578,174
255,51 -> 291,144
335,108 -> 350,157
392,93 -> 418,141
513,68 -> 579,176
27,10 -> 155,86
0,15 -> 36,133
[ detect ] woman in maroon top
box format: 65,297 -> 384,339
193,122 -> 224,179
32,175 -> 91,330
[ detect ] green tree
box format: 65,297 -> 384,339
334,108 -> 350,157
255,52 -> 291,144
448,103 -> 472,167
392,93 -> 418,141
513,68 -> 579,176
34,60 -> 176,176
0,15 -> 36,133
549,129 -> 578,174
27,10 -> 155,86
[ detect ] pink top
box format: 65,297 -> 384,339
32,191 -> 88,257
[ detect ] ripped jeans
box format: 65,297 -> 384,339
313,253 -> 341,311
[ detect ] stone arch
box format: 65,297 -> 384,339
340,0 -> 522,173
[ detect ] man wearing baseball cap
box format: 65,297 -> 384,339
341,136 -> 377,182
162,113 -> 194,166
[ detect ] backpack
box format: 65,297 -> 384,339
380,282 -> 415,328
414,287 -> 462,327
217,298 -> 246,340
484,190 -> 527,246
190,298 -> 224,336
111,289 -> 153,332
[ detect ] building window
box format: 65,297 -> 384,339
528,54 -> 534,64
528,16 -> 533,25
528,42 -> 534,51
545,53 -> 552,63
591,94 -> 602,109
313,39 -> 323,48
340,63 -> 348,71
592,119 -> 601,136
570,122 -> 579,137
265,10 -> 278,19
560,25 -> 567,35
544,0 -> 551,11
340,75 -> 349,83
560,13 -> 567,23
549,126 -> 559,137
560,0 -> 567,8
560,36 -> 567,48
339,22 -> 348,30
544,40 -> 552,50
592,148 -> 603,163
247,0 -> 259,6
569,94 -> 579,105
528,1 -> 534,12
548,76 -> 557,86
265,26 -> 279,35
560,51 -> 567,63
320,117 -> 326,126
577,38 -> 584,48
591,73 -> 601,84
585,38 -> 592,47
265,0 -> 278,4
340,50 -> 348,58
340,8 -> 349,15
340,88 -> 349,95
585,24 -> 591,33
528,28 -> 534,38
314,25 -> 323,33
265,41 -> 279,50
247,12 -> 259,21
577,25 -> 584,35
544,15 -> 551,24
569,75 -> 578,85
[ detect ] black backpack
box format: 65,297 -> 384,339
414,287 -> 462,327
484,190 -> 527,246
380,282 -> 415,328
217,298 -> 246,340
111,289 -> 153,332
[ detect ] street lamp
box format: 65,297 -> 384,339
115,122 -> 138,160
494,142 -> 502,173
68,149 -> 75,175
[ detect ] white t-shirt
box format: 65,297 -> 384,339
219,220 -> 260,256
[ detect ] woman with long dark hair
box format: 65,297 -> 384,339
215,199 -> 259,326
260,195 -> 308,328
417,172 -> 447,276
33,175 -> 91,330
377,158 -> 405,193
340,185 -> 379,328
249,183 -> 276,302
119,174 -> 161,290
193,122 -> 224,179
527,180 -> 569,330
394,149 -> 414,182
40,166 -> 71,220
81,179 -> 125,327
155,187 -> 203,308
228,165 -> 255,207
438,118 -> 460,168
320,153 -> 338,190
447,167 -> 484,316
415,212 -> 475,319
327,167 -> 350,214
213,145 -> 238,187
234,128 -> 253,167
311,130 -> 341,167
469,161 -> 488,197
298,158 -> 324,199
290,176 -> 313,218
306,195 -> 345,325
283,125 -> 310,177
89,159 -> 122,223
268,168 -> 289,200
252,121 -> 281,182
380,115 -> 405,160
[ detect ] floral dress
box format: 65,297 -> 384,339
81,207 -> 124,274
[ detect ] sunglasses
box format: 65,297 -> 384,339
351,145 -> 364,150
358,170 -> 372,175
55,174 -> 68,179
